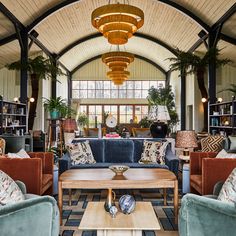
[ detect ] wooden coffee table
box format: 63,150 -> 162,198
79,202 -> 160,236
58,168 -> 178,225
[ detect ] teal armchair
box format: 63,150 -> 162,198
179,182 -> 236,236
0,181 -> 59,236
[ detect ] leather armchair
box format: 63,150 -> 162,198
190,151 -> 236,195
0,181 -> 59,236
0,152 -> 54,195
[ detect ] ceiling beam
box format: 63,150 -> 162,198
57,33 -> 178,60
0,3 -> 24,29
29,33 -> 70,73
211,3 -> 236,30
71,54 -> 167,75
0,33 -> 17,46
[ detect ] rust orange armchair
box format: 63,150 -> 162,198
190,152 -> 236,195
0,152 -> 54,195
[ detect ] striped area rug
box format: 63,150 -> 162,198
60,189 -> 180,236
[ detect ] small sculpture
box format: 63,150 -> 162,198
109,205 -> 118,218
119,195 -> 136,214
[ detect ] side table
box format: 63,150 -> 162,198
179,155 -> 190,194
53,165 -> 58,195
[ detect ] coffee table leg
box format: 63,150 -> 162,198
69,189 -> 72,206
58,181 -> 62,225
163,188 -> 167,205
174,180 -> 179,224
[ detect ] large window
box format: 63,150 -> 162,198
72,80 -> 165,99
79,105 -> 149,127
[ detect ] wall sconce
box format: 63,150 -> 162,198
217,97 -> 223,103
13,97 -> 19,102
201,97 -> 208,103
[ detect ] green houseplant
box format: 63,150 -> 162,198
168,47 -> 231,131
147,85 -> 179,135
6,55 -> 63,130
77,113 -> 89,128
43,96 -> 65,119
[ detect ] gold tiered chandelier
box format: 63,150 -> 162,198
91,1 -> 144,85
91,2 -> 144,45
102,51 -> 134,85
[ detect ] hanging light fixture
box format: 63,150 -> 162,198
102,51 -> 134,85
91,2 -> 144,45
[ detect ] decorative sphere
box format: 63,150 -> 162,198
119,195 -> 136,214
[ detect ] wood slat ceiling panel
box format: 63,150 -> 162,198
34,0 -> 202,53
59,36 -> 175,72
0,40 -> 42,69
173,0 -> 236,26
0,12 -> 15,38
222,13 -> 236,39
0,40 -> 20,68
1,0 -> 64,25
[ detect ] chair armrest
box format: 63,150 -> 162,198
165,146 -> 179,177
213,181 -> 224,196
0,196 -> 59,236
15,181 -> 27,194
58,152 -> 71,175
202,158 -> 236,195
190,152 -> 217,175
0,158 -> 42,194
28,152 -> 54,175
179,194 -> 236,236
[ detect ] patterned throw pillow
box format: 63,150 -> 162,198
201,135 -> 224,152
68,141 -> 96,165
139,140 -> 169,164
216,149 -> 236,158
0,170 -> 25,205
218,168 -> 236,204
7,149 -> 30,158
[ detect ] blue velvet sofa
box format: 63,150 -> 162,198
59,138 -> 179,176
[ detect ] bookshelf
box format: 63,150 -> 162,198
209,100 -> 236,136
0,96 -> 27,135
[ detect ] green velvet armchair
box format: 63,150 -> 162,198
0,181 -> 59,236
179,182 -> 236,236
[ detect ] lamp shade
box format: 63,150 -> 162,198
175,130 -> 198,148
148,105 -> 170,122
63,119 -> 78,133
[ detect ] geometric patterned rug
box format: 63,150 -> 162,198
59,189 -> 180,236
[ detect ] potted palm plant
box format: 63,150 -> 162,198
168,47 -> 231,131
77,113 -> 89,136
43,96 -> 65,119
6,55 -> 63,130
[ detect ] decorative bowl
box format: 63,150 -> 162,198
109,165 -> 129,175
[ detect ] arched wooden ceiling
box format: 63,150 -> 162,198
0,0 -> 235,70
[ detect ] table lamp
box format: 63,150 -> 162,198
148,105 -> 170,138
175,130 -> 198,156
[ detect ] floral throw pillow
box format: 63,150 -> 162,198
139,140 -> 169,165
68,141 -> 96,165
218,168 -> 236,204
0,170 -> 25,205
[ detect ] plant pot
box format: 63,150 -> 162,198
50,109 -> 60,119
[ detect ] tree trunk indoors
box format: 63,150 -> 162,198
196,68 -> 208,132
28,74 -> 39,131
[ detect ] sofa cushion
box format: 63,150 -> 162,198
0,170 -> 25,205
68,141 -> 96,165
139,140 -> 169,164
133,139 -> 144,163
201,135 -> 224,152
228,136 -> 236,153
70,162 -> 169,169
72,139 -> 104,162
216,149 -> 236,158
218,168 -> 236,204
104,140 -> 134,163
190,174 -> 202,194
